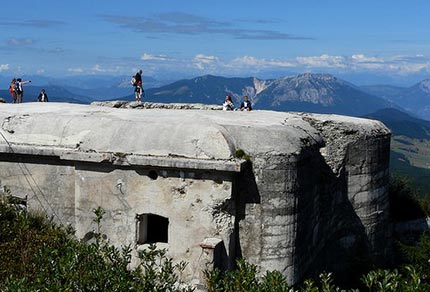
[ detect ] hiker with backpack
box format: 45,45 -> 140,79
131,70 -> 144,102
14,78 -> 31,103
9,78 -> 17,103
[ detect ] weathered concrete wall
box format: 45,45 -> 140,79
0,155 -> 76,226
0,103 -> 391,287
73,164 -> 234,283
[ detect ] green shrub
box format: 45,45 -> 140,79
205,259 -> 293,292
204,260 -> 358,292
235,149 -> 251,161
4,185 -> 430,292
0,195 -> 194,292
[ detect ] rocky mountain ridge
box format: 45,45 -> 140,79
362,79 -> 430,120
4,73 -> 430,120
141,73 -> 393,116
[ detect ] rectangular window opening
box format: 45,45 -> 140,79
137,214 -> 169,244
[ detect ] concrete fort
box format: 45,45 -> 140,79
0,102 -> 391,287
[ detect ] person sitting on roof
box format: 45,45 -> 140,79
223,94 -> 235,111
240,95 -> 252,111
37,89 -> 48,102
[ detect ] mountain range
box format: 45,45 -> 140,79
0,84 -> 91,104
364,108 -> 430,194
0,74 -> 169,101
364,108 -> 430,140
119,73 -> 395,117
361,80 -> 430,120
2,72 -> 430,121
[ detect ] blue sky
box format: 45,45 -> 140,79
1,0 -> 430,82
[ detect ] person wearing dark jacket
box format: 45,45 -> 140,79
135,69 -> 142,85
134,70 -> 143,102
240,95 -> 252,111
15,78 -> 31,103
37,89 -> 48,102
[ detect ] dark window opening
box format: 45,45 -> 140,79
137,214 -> 168,244
148,170 -> 158,180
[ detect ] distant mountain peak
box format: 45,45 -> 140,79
296,72 -> 336,79
253,77 -> 271,95
418,79 -> 430,93
285,73 -> 343,87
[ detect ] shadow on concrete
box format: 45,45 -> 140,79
228,160 -> 260,270
294,139 -> 393,287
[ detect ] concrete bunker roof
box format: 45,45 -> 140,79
0,103 -> 389,171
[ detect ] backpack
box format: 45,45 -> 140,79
14,82 -> 21,94
131,76 -> 137,86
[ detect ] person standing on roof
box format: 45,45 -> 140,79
9,78 -> 17,103
135,69 -> 142,85
14,78 -> 31,103
134,69 -> 144,102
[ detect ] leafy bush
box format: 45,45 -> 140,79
4,184 -> 430,292
204,259 -> 358,292
235,149 -> 251,161
0,193 -> 193,292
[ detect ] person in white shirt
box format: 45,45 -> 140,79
223,95 -> 235,111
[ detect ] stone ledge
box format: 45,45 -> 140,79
91,101 -> 223,110
0,144 -> 244,172
200,238 -> 223,249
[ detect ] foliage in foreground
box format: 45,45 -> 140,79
3,184 -> 430,291
204,254 -> 430,292
0,192 -> 193,292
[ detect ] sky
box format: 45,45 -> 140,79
1,0 -> 430,83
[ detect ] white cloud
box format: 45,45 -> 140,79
67,65 -> 125,74
68,67 -> 84,73
91,64 -> 104,72
347,54 -> 430,74
194,54 -> 218,64
141,53 -> 170,61
7,38 -> 34,46
351,54 -> 383,63
0,64 -> 9,72
296,54 -> 347,68
67,52 -> 430,77
232,56 -> 295,68
390,62 -> 430,75
193,54 -> 219,70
